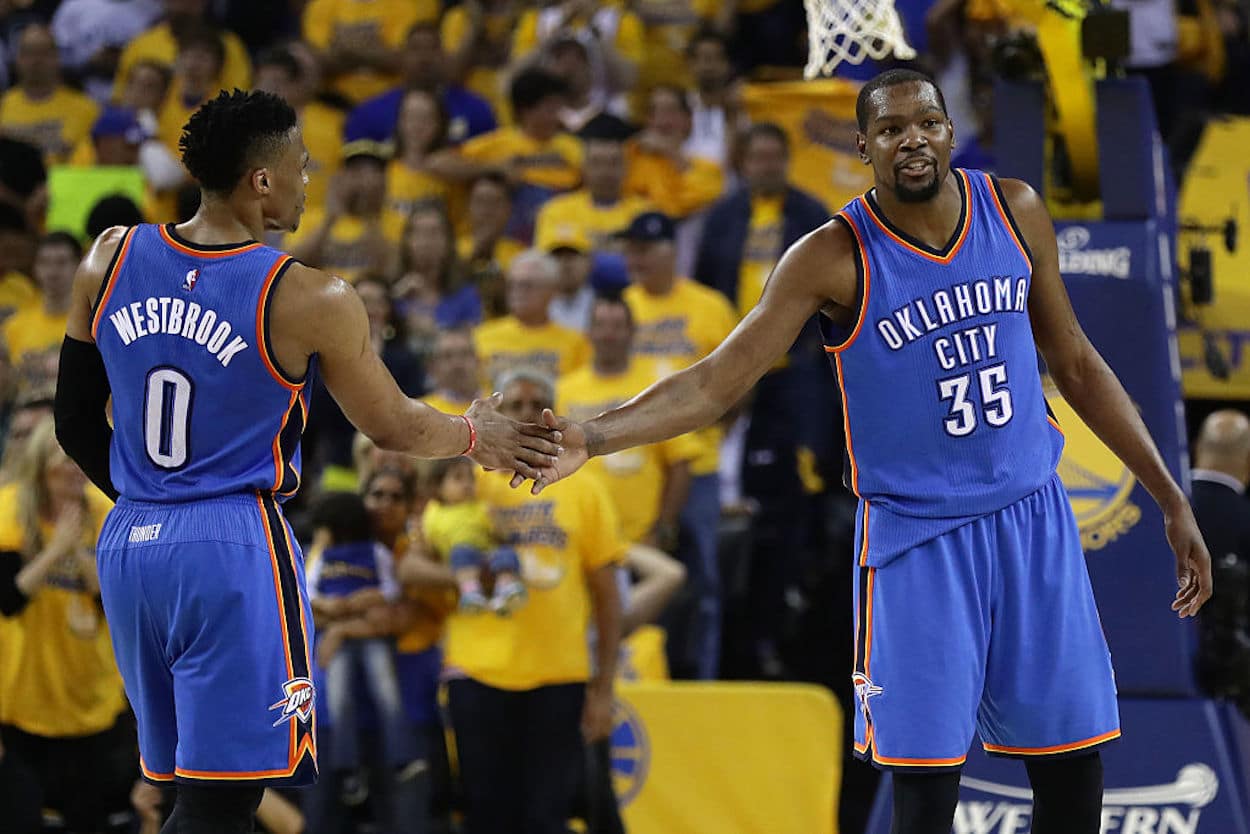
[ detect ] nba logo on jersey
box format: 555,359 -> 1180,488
182,268 -> 199,291
269,677 -> 315,727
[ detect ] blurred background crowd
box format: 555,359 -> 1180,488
0,0 -> 1246,832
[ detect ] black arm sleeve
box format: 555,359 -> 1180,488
0,550 -> 29,616
54,336 -> 119,502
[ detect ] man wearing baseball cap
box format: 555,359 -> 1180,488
544,225 -> 596,332
618,210 -> 736,680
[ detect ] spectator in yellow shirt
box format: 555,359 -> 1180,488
303,0 -> 434,105
438,368 -> 623,834
535,132 -> 653,254
0,203 -> 39,325
624,85 -> 725,222
0,417 -> 129,833
441,0 -> 523,121
154,24 -> 226,154
113,0 -> 252,104
618,211 -> 735,679
4,233 -> 80,395
252,46 -> 344,214
429,69 -> 583,244
542,35 -> 635,138
459,172 -> 526,318
557,294 -> 699,550
0,25 -> 100,163
421,327 -> 482,415
387,89 -> 452,225
287,140 -> 403,283
474,250 -> 590,388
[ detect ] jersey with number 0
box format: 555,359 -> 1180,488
92,224 -> 313,503
821,169 -> 1065,566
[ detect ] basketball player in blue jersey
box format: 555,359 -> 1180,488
525,69 -> 1214,833
51,90 -> 562,834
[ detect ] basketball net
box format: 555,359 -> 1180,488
803,0 -> 918,78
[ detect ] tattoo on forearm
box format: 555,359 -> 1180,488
585,423 -> 606,458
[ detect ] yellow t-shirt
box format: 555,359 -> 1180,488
0,272 -> 39,323
557,361 -> 703,542
624,279 -> 737,475
534,190 -> 654,253
4,305 -> 66,364
0,484 -> 125,737
737,196 -> 785,318
422,499 -> 494,558
421,391 -> 476,415
630,0 -> 720,100
0,87 -> 100,163
283,209 -> 405,284
443,470 -> 626,690
113,23 -> 252,103
440,5 -> 516,123
511,7 -> 645,65
303,0 -> 435,104
302,102 -> 347,213
473,316 -> 590,389
458,127 -> 583,192
387,159 -> 450,223
456,234 -> 524,275
623,143 -> 724,219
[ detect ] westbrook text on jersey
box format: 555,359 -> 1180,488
107,297 -> 250,368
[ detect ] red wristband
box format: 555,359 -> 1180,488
460,414 -> 477,457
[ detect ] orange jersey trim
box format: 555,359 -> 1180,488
271,390 -> 299,492
1047,415 -> 1065,435
834,353 -> 859,495
984,173 -> 1032,271
256,494 -> 296,681
863,566 -> 876,677
860,169 -> 973,265
173,760 -> 309,781
826,213 -> 873,354
158,224 -> 263,258
255,255 -> 301,390
983,728 -> 1121,756
140,758 -> 175,781
90,226 -> 137,340
873,751 -> 968,767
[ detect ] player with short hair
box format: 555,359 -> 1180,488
52,89 -> 561,834
530,69 -> 1213,834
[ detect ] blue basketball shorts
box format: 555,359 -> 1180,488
97,492 -> 318,785
851,473 -> 1120,771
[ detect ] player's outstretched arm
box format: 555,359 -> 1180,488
55,226 -> 129,501
1006,179 -> 1213,617
276,263 -> 561,478
520,221 -> 857,492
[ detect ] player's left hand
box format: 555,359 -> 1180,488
1164,501 -> 1214,618
508,410 -> 590,493
581,683 -> 614,742
465,393 -> 564,481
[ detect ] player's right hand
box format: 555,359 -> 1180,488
464,393 -> 564,481
1165,501 -> 1214,618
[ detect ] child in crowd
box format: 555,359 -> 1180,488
420,457 -> 526,614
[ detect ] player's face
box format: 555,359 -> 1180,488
500,380 -> 552,425
261,128 -> 308,234
858,81 -> 953,204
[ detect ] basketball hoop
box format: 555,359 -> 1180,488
803,0 -> 918,78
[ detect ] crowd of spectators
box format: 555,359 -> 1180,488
0,0 -> 1245,832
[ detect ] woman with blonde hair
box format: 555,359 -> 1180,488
0,415 -> 133,833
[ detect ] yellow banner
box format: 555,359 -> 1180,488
612,682 -> 841,834
740,79 -> 872,214
1177,117 -> 1250,399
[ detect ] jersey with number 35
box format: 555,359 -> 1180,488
821,170 -> 1064,563
92,224 -> 314,504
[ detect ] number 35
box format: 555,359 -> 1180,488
937,363 -> 1013,437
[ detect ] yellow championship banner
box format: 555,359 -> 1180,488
740,79 -> 872,213
612,682 -> 841,834
1177,117 -> 1250,399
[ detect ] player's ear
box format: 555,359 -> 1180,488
252,168 -> 272,195
856,133 -> 869,164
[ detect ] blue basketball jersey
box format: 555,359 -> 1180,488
821,170 -> 1065,565
92,224 -> 315,503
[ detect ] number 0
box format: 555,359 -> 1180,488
144,368 -> 192,468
